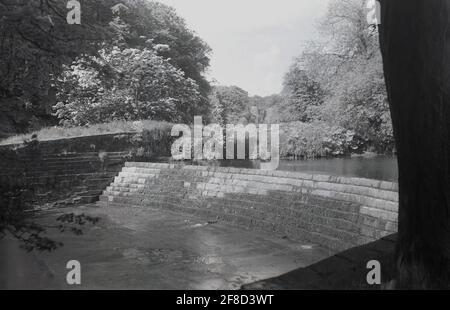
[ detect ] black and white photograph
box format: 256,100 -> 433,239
0,0 -> 449,294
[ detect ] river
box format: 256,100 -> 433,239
186,155 -> 398,182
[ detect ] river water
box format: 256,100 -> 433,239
277,156 -> 398,181
187,156 -> 398,182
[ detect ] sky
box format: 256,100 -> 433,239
158,0 -> 331,96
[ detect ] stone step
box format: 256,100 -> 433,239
74,189 -> 104,196
110,168 -> 399,203
105,175 -> 398,211
91,180 -> 120,187
103,190 -> 368,225
121,167 -> 162,174
97,199 -> 356,252
23,172 -> 118,179
99,190 -> 390,239
14,155 -> 128,165
24,169 -> 105,177
102,186 -> 397,232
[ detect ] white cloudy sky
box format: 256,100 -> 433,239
158,0 -> 331,96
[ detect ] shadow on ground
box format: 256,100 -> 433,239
243,234 -> 397,290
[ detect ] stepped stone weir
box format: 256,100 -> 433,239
98,162 -> 399,252
0,151 -> 130,204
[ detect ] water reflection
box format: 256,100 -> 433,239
180,156 -> 398,181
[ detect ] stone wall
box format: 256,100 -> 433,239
0,131 -> 173,205
99,162 -> 399,252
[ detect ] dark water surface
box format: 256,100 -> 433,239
188,156 -> 398,182
277,156 -> 398,181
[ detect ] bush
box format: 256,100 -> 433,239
280,121 -> 364,159
54,47 -> 202,126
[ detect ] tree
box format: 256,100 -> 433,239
209,86 -> 250,125
54,47 -> 202,125
277,0 -> 394,153
248,94 -> 284,123
0,0 -> 212,135
0,0 -> 115,100
379,0 -> 450,288
319,0 -> 377,57
0,0 -> 118,136
107,0 -> 212,117
209,89 -> 226,126
54,0 -> 212,126
282,62 -> 325,122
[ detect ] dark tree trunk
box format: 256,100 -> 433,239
379,0 -> 450,289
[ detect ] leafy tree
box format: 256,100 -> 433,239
282,62 -> 325,122
280,121 -> 362,159
209,89 -> 226,126
54,47 -> 202,125
0,0 -> 212,134
0,0 -> 116,124
248,94 -> 284,123
319,0 -> 378,57
209,86 -> 250,125
113,1 -> 211,85
276,0 -> 393,154
93,0 -> 212,118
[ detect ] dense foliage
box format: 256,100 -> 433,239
0,0 -> 119,136
249,0 -> 394,158
54,1 -> 211,125
0,0 -> 114,101
0,0 -> 211,133
280,121 -> 364,159
209,86 -> 251,125
282,65 -> 325,123
55,47 -> 202,125
283,0 -> 393,156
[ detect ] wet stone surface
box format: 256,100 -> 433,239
0,205 -> 330,290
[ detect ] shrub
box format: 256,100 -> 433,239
54,47 -> 201,126
280,121 -> 364,159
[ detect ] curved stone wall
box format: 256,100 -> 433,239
99,162 -> 399,252
0,131 -> 173,204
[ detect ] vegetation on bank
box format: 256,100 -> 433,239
280,121 -> 365,159
0,120 -> 172,146
0,1 -> 210,137
0,119 -> 365,161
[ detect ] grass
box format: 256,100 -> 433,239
0,120 -> 172,146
